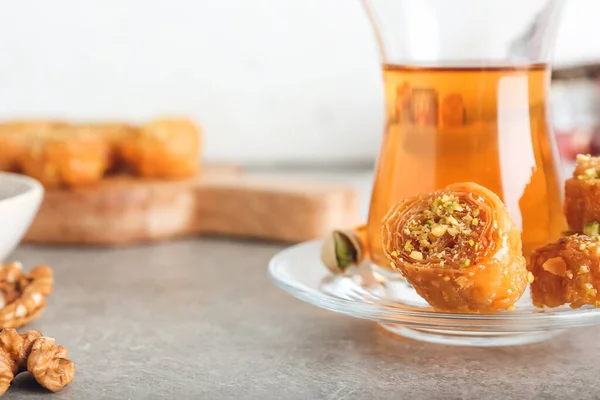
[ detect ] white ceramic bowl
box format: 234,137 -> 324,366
0,173 -> 43,261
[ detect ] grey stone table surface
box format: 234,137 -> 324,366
2,167 -> 597,400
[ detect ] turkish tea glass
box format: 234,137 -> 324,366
362,0 -> 566,279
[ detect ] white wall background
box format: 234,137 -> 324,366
0,0 -> 597,166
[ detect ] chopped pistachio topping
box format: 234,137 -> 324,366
566,270 -> 574,279
586,167 -> 598,177
584,282 -> 597,297
578,265 -> 590,275
445,202 -> 463,212
577,167 -> 600,180
577,154 -> 592,163
400,192 -> 488,267
460,259 -> 471,268
584,222 -> 600,238
390,250 -> 399,257
447,227 -> 459,237
431,224 -> 448,237
446,215 -> 459,226
575,155 -> 600,179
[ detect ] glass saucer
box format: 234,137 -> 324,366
269,239 -> 600,347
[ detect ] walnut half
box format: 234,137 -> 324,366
0,263 -> 53,329
27,336 -> 75,393
0,329 -> 74,396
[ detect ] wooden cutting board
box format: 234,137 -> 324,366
23,165 -> 359,245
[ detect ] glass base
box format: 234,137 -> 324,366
368,264 -> 428,307
378,323 -> 563,347
367,264 -> 563,346
269,240 -> 600,348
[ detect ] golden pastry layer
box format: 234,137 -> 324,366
528,234 -> 600,309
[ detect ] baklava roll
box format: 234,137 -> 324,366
19,126 -> 109,188
0,121 -> 62,172
119,118 -> 201,179
382,182 -> 528,313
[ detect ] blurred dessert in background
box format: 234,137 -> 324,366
120,118 -> 201,179
0,118 -> 202,188
19,126 -> 110,188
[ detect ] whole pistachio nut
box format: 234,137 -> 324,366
320,229 -> 364,274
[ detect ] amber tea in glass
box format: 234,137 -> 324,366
362,0 -> 566,270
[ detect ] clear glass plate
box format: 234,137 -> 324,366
269,239 -> 600,347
